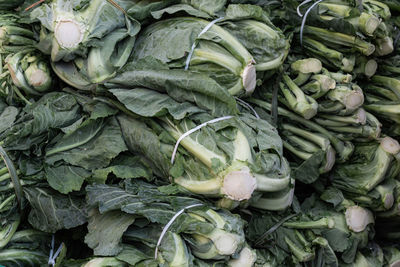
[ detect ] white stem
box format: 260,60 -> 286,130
322,146 -> 336,173
254,174 -> 291,192
383,192 -> 394,210
242,63 -> 256,94
233,130 -> 252,163
174,177 -> 222,196
291,58 -> 322,73
26,68 -> 50,89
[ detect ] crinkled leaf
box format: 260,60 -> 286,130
110,88 -> 203,120
116,245 -> 156,266
85,209 -> 135,256
24,187 -> 87,233
45,165 -> 91,194
46,117 -> 127,170
291,150 -> 325,184
0,106 -> 19,134
46,119 -> 105,157
117,115 -> 171,178
106,68 -> 238,116
92,163 -> 152,182
0,93 -> 81,150
151,4 -> 211,19
89,102 -> 118,120
321,187 -> 345,208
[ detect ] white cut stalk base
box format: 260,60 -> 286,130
302,106 -> 318,120
384,192 -> 395,210
28,69 -> 50,87
376,37 -> 394,56
345,206 -> 374,232
364,59 -> 377,78
356,108 -> 367,125
381,137 -> 400,155
292,58 -> 322,73
228,247 -> 257,267
55,19 -> 84,49
322,146 -> 336,173
344,88 -> 364,110
320,76 -> 336,91
222,167 -> 256,201
391,260 -> 400,267
212,233 -> 238,255
365,17 -> 380,35
0,27 -> 6,40
242,63 -> 256,94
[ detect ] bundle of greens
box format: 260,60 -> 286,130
86,179 -> 247,264
0,0 -> 399,266
0,13 -> 53,104
31,0 -> 140,89
249,98 -> 352,184
361,73 -> 400,137
294,0 -> 394,72
331,137 -> 400,197
112,89 -> 291,209
128,3 -> 289,96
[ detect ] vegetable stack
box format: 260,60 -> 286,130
0,0 -> 399,266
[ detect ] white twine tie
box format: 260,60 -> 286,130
185,17 -> 225,70
171,116 -> 233,164
154,203 -> 204,259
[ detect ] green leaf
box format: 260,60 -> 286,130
110,88 -> 203,120
92,156 -> 153,182
0,93 -> 81,150
117,115 -> 171,179
116,245 -> 157,266
106,68 -> 238,116
45,165 -> 92,194
24,187 -> 87,233
85,209 -> 135,256
291,150 -> 325,184
151,4 -> 212,19
89,102 -> 118,120
46,117 -> 128,170
0,106 -> 19,134
321,187 -> 345,208
46,119 -> 105,157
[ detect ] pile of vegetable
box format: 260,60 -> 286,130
0,0 -> 399,266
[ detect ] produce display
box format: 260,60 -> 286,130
0,0 -> 399,266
